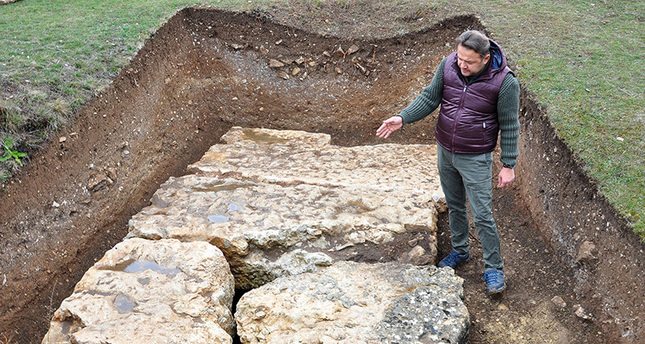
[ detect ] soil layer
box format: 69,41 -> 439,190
0,7 -> 642,344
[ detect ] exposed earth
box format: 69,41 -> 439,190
0,4 -> 643,344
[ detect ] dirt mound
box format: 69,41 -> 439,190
0,8 -> 642,343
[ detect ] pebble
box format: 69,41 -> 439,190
574,304 -> 592,320
551,295 -> 567,308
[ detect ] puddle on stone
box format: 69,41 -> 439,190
137,277 -> 151,285
151,194 -> 170,208
241,128 -> 290,144
114,293 -> 136,314
228,202 -> 242,212
123,260 -> 181,277
208,214 -> 229,223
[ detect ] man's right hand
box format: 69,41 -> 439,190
376,116 -> 403,139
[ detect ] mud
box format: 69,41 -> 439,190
0,8 -> 642,344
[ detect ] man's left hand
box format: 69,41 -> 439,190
497,167 -> 515,188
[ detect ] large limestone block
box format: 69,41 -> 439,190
128,127 -> 444,289
128,174 -> 438,289
235,261 -> 469,344
189,127 -> 443,198
42,238 -> 235,344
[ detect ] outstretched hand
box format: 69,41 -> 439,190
376,116 -> 403,139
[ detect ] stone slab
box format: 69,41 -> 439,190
235,261 -> 469,344
42,238 -> 235,344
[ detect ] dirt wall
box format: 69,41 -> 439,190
516,92 -> 644,341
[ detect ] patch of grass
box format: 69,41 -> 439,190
0,0 -> 266,179
450,0 -> 645,237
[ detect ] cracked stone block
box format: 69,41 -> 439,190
128,127 -> 444,290
235,261 -> 469,343
42,238 -> 235,344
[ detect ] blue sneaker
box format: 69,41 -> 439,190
483,268 -> 506,294
437,250 -> 469,269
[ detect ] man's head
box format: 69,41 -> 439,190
455,30 -> 491,77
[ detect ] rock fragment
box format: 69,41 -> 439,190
268,59 -> 284,68
551,295 -> 567,308
574,304 -> 593,320
347,44 -> 360,55
235,261 -> 468,344
576,240 -> 598,263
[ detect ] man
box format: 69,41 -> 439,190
376,30 -> 520,294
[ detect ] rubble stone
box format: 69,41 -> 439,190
235,261 -> 469,343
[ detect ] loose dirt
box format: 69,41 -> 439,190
0,6 -> 642,344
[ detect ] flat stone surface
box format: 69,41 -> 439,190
42,238 -> 235,344
189,127 -> 442,197
235,261 -> 469,344
129,127 -> 443,289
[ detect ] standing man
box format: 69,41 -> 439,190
376,30 -> 520,294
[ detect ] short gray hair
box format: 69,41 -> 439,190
456,30 -> 490,57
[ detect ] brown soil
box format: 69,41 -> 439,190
0,7 -> 642,344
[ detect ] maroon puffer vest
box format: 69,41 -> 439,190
436,47 -> 511,154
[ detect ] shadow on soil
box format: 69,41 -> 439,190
0,8 -> 642,344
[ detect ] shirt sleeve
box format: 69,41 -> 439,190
399,58 -> 445,124
497,73 -> 520,168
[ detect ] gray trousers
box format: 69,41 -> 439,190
437,145 -> 503,270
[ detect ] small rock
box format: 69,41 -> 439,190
230,43 -> 244,50
269,59 -> 284,68
335,67 -> 343,74
277,71 -> 289,80
574,304 -> 592,320
497,303 -> 509,311
259,46 -> 269,55
59,136 -> 67,143
398,245 -> 431,265
308,61 -> 318,67
52,201 -> 60,208
295,57 -> 305,65
407,238 -> 419,247
335,46 -> 346,58
347,44 -> 360,55
275,39 -> 282,45
322,51 -> 331,57
576,241 -> 597,263
291,67 -> 301,76
551,296 -> 567,308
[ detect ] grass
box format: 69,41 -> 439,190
446,0 -> 645,237
0,0 -> 643,237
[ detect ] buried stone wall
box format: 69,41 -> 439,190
128,127 -> 445,290
43,127 -> 468,343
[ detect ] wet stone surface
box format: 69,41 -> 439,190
42,238 -> 235,344
129,127 -> 445,290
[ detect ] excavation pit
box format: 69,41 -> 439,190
0,8 -> 642,343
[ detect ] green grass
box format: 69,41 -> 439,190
0,0 -> 643,237
0,0 -> 263,179
448,0 -> 645,237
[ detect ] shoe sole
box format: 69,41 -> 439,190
486,283 -> 506,295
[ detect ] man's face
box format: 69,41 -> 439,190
456,44 -> 490,77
